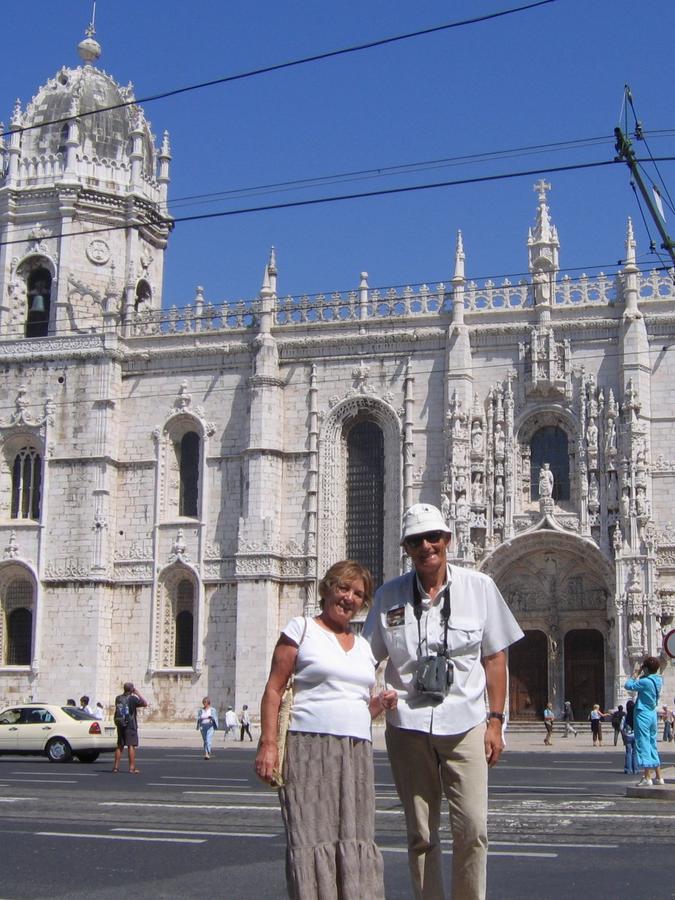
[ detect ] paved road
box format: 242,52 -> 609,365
0,741 -> 673,899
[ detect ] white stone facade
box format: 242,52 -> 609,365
0,36 -> 673,720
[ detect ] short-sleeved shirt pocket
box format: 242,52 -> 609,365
445,617 -> 483,657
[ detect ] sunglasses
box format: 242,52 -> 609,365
405,530 -> 446,548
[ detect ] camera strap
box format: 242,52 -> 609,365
412,575 -> 452,658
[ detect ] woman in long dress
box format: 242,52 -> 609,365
624,656 -> 665,786
255,560 -> 397,900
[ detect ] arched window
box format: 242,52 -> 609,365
530,426 -> 570,501
134,279 -> 152,312
346,420 -> 384,587
25,268 -> 51,338
178,432 -> 200,517
11,446 -> 42,520
7,607 -> 32,665
174,580 -> 194,666
2,578 -> 34,666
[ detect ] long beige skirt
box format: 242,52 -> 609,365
278,731 -> 385,900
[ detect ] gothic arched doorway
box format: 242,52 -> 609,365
564,629 -> 605,721
509,629 -> 547,719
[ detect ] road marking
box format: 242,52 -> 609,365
0,778 -> 77,784
490,785 -> 589,792
180,790 -> 282,797
112,827 -> 278,838
489,841 -> 618,849
100,801 -> 280,811
160,775 -> 248,781
36,831 -> 205,844
10,771 -> 100,777
380,847 -> 557,858
0,796 -> 38,803
488,811 -> 675,820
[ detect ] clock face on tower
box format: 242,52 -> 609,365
86,239 -> 111,265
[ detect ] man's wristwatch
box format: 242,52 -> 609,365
487,712 -> 505,723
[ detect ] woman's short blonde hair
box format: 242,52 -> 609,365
318,560 -> 374,610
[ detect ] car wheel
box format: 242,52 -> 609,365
75,751 -> 99,763
46,737 -> 72,763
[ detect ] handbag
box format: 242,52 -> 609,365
270,616 -> 307,788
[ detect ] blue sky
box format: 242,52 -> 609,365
3,1 -> 675,308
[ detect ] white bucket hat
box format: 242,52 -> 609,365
400,503 -> 451,544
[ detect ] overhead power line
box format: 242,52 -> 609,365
3,155 -> 675,251
1,0 -> 560,139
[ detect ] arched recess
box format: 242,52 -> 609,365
318,395 -> 402,588
153,563 -> 201,670
158,413 -> 206,522
564,629 -> 605,721
509,629 -> 548,719
0,431 -> 45,521
481,527 -> 614,717
0,561 -> 38,668
16,254 -> 57,339
515,407 -> 578,512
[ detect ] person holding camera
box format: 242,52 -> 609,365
624,655 -> 665,786
363,503 -> 523,900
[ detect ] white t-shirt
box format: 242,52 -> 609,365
283,616 -> 377,741
363,565 -> 524,735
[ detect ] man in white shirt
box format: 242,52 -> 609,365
363,503 -> 523,900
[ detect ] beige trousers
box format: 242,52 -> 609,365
385,722 -> 488,900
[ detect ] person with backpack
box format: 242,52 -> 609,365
112,682 -> 148,773
611,705 -> 624,746
620,699 -> 639,775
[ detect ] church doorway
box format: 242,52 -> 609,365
563,629 -> 604,721
508,629 -> 548,719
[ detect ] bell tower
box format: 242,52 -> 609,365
0,25 -> 173,340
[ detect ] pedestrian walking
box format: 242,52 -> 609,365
112,682 -> 148,774
661,706 -> 673,742
196,696 -> 219,759
621,700 -> 639,774
562,700 -> 577,737
239,704 -> 253,742
543,702 -> 554,745
611,705 -> 624,746
223,706 -> 238,740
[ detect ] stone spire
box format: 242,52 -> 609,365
451,230 -> 466,326
622,217 -> 640,317
527,179 -> 560,276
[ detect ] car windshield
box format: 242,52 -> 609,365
62,707 -> 96,720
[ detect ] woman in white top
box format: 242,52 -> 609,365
255,560 -> 397,900
195,696 -> 219,759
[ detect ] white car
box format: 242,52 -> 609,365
0,703 -> 117,763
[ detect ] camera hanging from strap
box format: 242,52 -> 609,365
412,576 -> 451,658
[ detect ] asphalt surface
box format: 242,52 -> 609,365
0,727 -> 672,899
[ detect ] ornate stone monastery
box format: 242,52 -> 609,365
0,30 -> 673,718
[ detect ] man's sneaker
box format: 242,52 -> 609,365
636,777 -> 653,786
654,777 -> 665,785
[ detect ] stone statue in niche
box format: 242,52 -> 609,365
587,417 -> 598,450
607,474 -> 619,509
495,477 -> 505,511
456,494 -> 469,522
635,486 -> 648,517
471,474 -> 484,506
455,473 -> 467,496
441,493 -> 451,526
605,418 -> 617,453
612,523 -> 623,553
533,268 -> 551,305
621,489 -> 630,519
539,463 -> 554,499
588,474 -> 599,509
629,618 -> 643,647
494,423 -> 506,459
471,420 -> 484,454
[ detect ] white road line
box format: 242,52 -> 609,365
0,796 -> 38,803
380,848 -> 557,858
488,811 -> 675,820
0,778 -> 77,784
180,790 -> 281,797
36,832 -> 205,844
112,828 -> 278,838
160,776 -> 248,782
100,801 -> 280,810
9,771 -> 101,777
490,785 -> 589,792
489,841 -> 618,849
